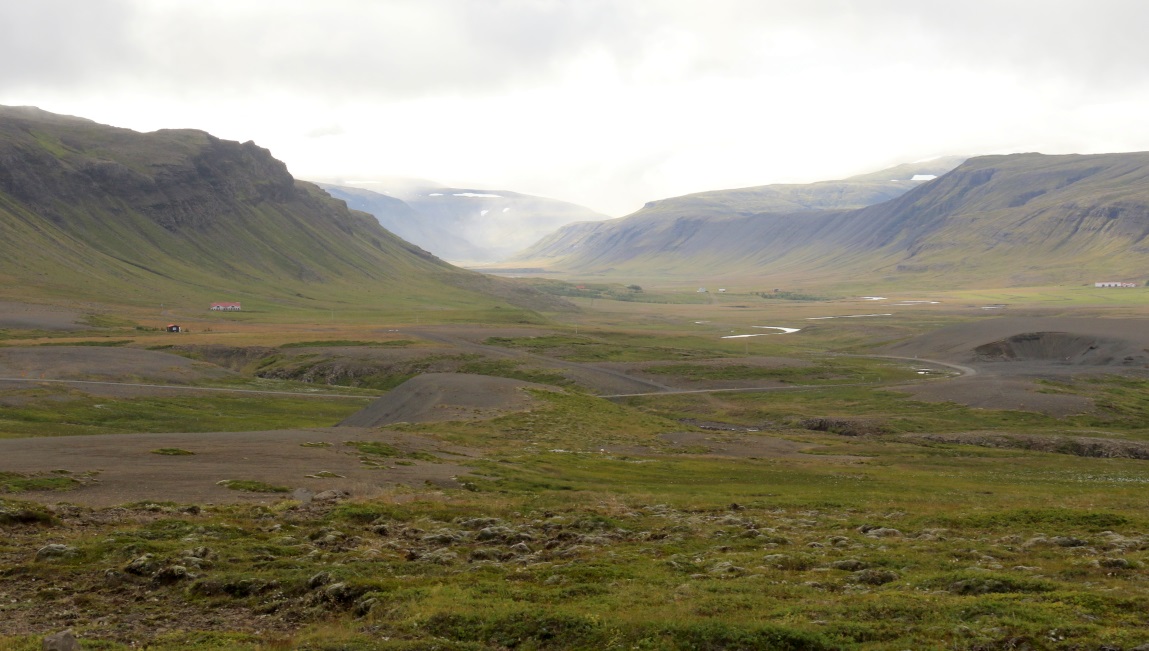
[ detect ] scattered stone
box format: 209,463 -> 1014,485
103,569 -> 129,586
307,571 -> 333,590
555,545 -> 592,558
948,578 -> 1010,595
457,517 -> 503,529
1,504 -> 52,525
1099,557 -> 1134,569
185,546 -> 214,560
322,582 -> 362,605
709,561 -> 747,576
313,489 -> 349,503
35,544 -> 77,561
42,629 -> 82,651
470,548 -> 512,562
292,488 -> 314,505
851,568 -> 898,585
153,565 -> 190,585
353,596 -> 378,617
423,530 -> 464,544
510,542 -> 532,554
476,526 -> 514,541
864,528 -> 903,538
419,548 -> 458,564
124,554 -> 159,576
1052,536 -> 1088,547
828,559 -> 868,571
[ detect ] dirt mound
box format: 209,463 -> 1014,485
882,317 -> 1149,367
339,373 -> 556,427
973,332 -> 1147,366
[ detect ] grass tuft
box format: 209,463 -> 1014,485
215,479 -> 291,493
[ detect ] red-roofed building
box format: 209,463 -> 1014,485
210,302 -> 242,311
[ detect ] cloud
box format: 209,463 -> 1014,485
8,1 -> 1139,99
4,0 -> 1149,214
304,124 -> 345,138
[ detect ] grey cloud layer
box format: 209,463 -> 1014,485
4,0 -> 1148,99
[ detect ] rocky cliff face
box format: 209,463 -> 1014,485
0,110 -> 296,231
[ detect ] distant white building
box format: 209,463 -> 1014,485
1095,282 -> 1137,288
697,288 -> 707,293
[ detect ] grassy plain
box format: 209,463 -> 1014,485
2,284 -> 1149,649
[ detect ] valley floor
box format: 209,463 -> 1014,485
2,288 -> 1149,649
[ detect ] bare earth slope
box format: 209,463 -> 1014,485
338,372 -> 555,427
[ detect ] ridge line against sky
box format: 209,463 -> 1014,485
3,0 -> 1148,216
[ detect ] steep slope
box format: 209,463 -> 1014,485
507,153 -> 1149,287
507,157 -> 964,268
0,106 -> 569,312
320,180 -> 610,264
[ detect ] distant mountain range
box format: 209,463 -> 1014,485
317,181 -> 609,265
506,153 -> 1149,287
0,106 -> 568,312
505,158 -> 965,269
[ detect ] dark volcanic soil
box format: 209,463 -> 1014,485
339,372 -> 556,427
0,346 -> 236,384
883,317 -> 1149,366
882,317 -> 1149,414
0,427 -> 475,507
0,301 -> 87,330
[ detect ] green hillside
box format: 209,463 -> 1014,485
0,106 -> 569,315
508,152 -> 1149,287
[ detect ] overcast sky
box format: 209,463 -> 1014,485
3,0 -> 1148,216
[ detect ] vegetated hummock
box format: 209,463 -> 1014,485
318,181 -> 609,265
0,105 -> 567,313
509,152 -> 1149,287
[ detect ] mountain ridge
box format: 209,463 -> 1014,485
504,152 -> 1149,287
505,157 -> 965,270
318,181 -> 609,265
0,105 -> 571,313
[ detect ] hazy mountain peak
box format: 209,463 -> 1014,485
317,181 -> 609,265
